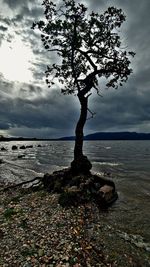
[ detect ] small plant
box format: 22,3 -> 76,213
3,207 -> 17,219
69,256 -> 78,265
56,222 -> 66,228
10,195 -> 21,203
0,257 -> 4,265
37,190 -> 47,198
19,218 -> 28,229
21,247 -> 37,257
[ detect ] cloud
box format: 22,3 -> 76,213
0,25 -> 7,31
87,81 -> 150,133
0,0 -> 150,137
0,76 -> 79,137
4,0 -> 24,9
0,1 -> 47,84
4,0 -> 36,10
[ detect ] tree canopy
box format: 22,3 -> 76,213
32,0 -> 135,98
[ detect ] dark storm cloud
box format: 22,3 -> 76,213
3,0 -> 42,19
22,6 -> 43,18
120,1 -> 150,71
4,0 -> 24,9
4,0 -> 36,9
0,25 -> 7,31
87,74 -> 150,132
0,77 -> 78,137
0,123 -> 10,130
5,0 -> 21,8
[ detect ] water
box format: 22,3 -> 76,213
0,140 -> 150,247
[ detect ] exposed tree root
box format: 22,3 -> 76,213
1,177 -> 42,192
42,168 -> 118,208
1,168 -> 118,208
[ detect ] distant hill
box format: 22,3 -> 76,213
1,132 -> 150,142
59,132 -> 150,140
0,136 -> 56,142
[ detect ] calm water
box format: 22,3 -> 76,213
0,140 -> 150,247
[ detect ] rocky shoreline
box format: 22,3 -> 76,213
0,180 -> 150,267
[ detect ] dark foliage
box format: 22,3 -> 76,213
32,0 -> 135,96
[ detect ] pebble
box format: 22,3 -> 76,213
23,263 -> 32,267
0,185 -> 149,267
38,248 -> 44,257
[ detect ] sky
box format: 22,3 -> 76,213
0,0 -> 150,138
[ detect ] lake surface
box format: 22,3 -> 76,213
0,140 -> 150,250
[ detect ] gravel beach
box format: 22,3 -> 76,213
0,182 -> 150,267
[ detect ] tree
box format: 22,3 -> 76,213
32,0 -> 135,174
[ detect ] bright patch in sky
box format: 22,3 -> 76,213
0,35 -> 34,83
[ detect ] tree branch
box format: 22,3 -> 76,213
78,49 -> 97,71
93,85 -> 103,97
71,15 -> 81,92
79,68 -> 109,96
87,49 -> 114,61
48,49 -> 62,52
87,108 -> 96,120
86,93 -> 92,98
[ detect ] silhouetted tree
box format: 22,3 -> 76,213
33,0 -> 135,174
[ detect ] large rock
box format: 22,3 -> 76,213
0,158 -> 4,164
20,145 -> 26,149
97,185 -> 118,206
12,145 -> 18,150
99,185 -> 114,201
18,155 -> 25,159
1,147 -> 7,151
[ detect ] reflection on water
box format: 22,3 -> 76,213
0,140 -> 150,242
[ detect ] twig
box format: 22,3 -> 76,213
94,85 -> 103,97
87,108 -> 96,120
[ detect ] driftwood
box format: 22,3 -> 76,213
1,177 -> 42,192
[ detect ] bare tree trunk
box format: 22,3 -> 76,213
71,94 -> 92,174
74,95 -> 87,159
